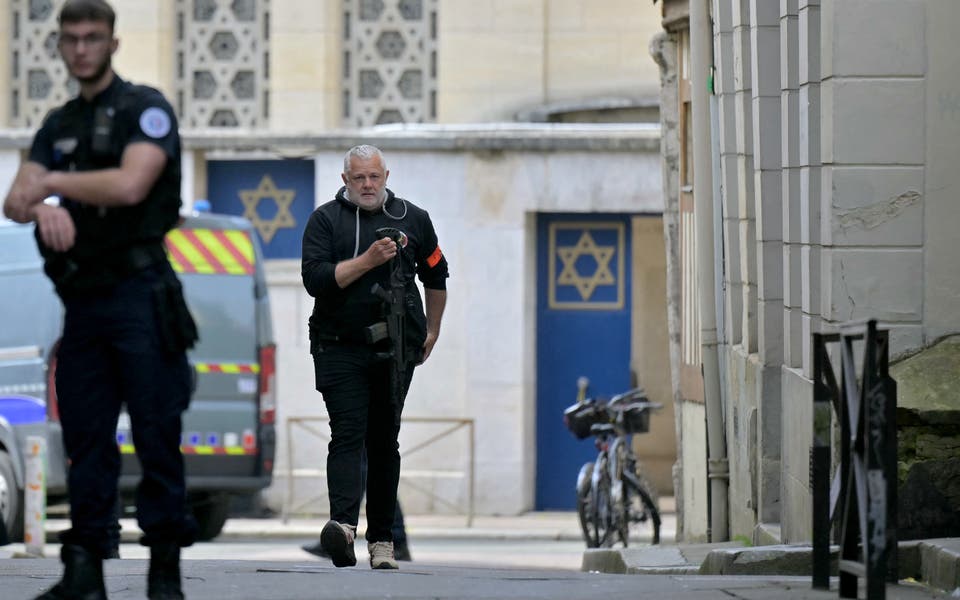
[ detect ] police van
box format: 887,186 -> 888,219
0,221 -> 68,541
0,212 -> 276,542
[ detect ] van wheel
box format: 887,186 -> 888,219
192,492 -> 230,541
0,450 -> 24,543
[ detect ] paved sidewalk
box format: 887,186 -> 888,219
4,507 -> 958,597
0,556 -> 948,599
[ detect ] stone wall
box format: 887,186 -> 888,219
894,336 -> 960,540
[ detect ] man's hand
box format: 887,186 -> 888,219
420,331 -> 439,364
33,204 -> 76,252
334,237 -> 398,288
364,237 -> 398,267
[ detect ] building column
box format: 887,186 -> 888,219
749,0 -> 783,529
781,1 -> 801,369
798,0 -> 821,377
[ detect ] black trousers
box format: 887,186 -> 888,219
312,344 -> 413,543
57,265 -> 195,558
359,449 -> 407,544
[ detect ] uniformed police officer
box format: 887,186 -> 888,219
3,1 -> 197,598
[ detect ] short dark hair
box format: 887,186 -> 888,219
58,0 -> 116,31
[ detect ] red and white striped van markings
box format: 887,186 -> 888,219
165,228 -> 255,275
194,362 -> 260,374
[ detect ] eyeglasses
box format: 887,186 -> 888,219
58,33 -> 111,49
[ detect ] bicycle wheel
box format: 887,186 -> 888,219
621,467 -> 662,545
575,462 -> 599,547
591,459 -> 617,548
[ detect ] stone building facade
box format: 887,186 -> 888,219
656,0 -> 960,542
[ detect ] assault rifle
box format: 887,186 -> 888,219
364,227 -> 409,408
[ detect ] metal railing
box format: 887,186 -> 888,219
282,416 -> 475,526
811,319 -> 898,598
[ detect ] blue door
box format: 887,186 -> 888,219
536,214 -> 632,510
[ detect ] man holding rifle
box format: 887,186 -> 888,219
301,145 -> 448,569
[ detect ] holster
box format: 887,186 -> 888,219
153,274 -> 199,355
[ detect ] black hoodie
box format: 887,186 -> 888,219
301,186 -> 448,349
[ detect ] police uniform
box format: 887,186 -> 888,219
28,74 -> 197,559
302,187 -> 449,545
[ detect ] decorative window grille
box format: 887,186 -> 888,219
343,0 -> 437,127
10,0 -> 76,128
175,0 -> 269,128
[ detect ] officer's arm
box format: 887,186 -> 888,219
3,162 -> 49,223
39,142 -> 167,208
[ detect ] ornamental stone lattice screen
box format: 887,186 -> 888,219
175,0 -> 270,128
10,0 -> 78,128
343,0 -> 437,127
9,0 -> 270,129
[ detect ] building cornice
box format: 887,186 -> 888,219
0,124 -> 661,154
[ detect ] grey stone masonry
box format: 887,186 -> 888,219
797,0 -> 820,377
819,0 -> 926,338
780,0 -> 801,368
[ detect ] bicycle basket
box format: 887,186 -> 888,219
563,401 -> 607,440
619,403 -> 651,434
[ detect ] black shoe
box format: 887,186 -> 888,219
301,540 -> 330,559
394,541 -> 412,562
320,520 -> 357,568
34,544 -> 107,600
147,542 -> 184,600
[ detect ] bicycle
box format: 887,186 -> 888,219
563,377 -> 662,548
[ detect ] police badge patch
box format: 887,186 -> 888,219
139,107 -> 171,138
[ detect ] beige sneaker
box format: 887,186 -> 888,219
320,520 -> 357,567
368,541 -> 399,570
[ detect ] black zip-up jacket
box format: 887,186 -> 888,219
301,187 -> 449,350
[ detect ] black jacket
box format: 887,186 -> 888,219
301,187 -> 448,349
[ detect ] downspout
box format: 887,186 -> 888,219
690,0 -> 728,542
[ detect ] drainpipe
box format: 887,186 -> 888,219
690,0 -> 728,542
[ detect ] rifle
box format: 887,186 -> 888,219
364,227 -> 409,410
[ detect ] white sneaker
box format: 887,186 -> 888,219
368,541 -> 399,570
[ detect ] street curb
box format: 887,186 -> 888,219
699,544 -> 831,576
917,539 -> 960,593
585,538 -> 960,594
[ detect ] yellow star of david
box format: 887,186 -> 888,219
239,175 -> 296,244
556,231 -> 616,301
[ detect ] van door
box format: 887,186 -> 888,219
0,224 -> 61,401
118,224 -> 264,484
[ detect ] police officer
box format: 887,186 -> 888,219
3,1 -> 197,598
301,144 -> 449,570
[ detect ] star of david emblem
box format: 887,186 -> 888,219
239,175 -> 296,244
556,231 -> 617,301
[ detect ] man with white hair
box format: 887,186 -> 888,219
301,145 -> 448,569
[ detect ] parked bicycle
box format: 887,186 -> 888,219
563,377 -> 662,548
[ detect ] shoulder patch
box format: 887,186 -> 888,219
139,107 -> 171,139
